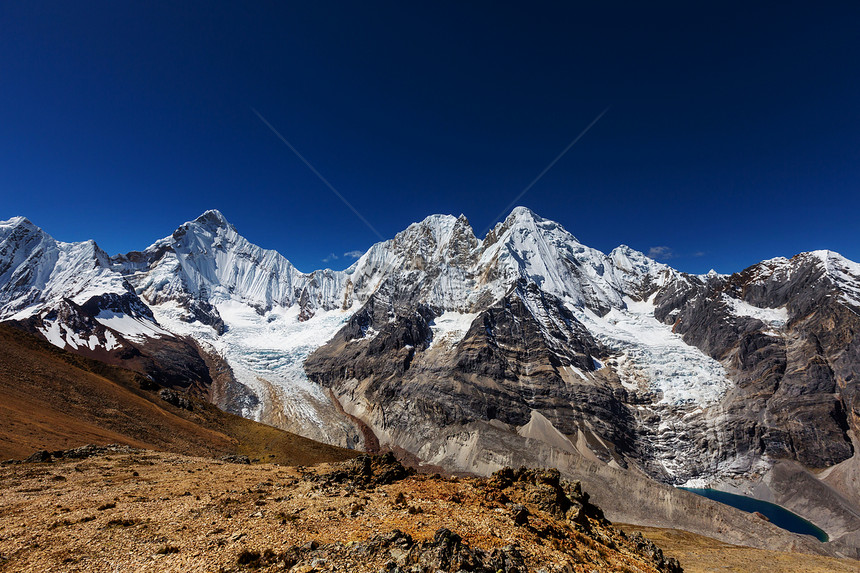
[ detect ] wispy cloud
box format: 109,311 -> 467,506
692,251 -> 706,257
647,246 -> 675,260
343,250 -> 363,259
322,253 -> 339,263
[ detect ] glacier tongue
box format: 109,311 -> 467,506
569,294 -> 735,483
149,298 -> 360,445
575,295 -> 732,407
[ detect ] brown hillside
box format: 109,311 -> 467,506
0,323 -> 357,466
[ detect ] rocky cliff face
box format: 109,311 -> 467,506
652,252 -> 858,472
2,208 -> 859,549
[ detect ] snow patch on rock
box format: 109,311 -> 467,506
723,295 -> 788,328
429,311 -> 478,349
95,309 -> 169,342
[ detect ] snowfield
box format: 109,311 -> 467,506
575,296 -> 732,406
723,295 -> 788,329
429,311 -> 479,349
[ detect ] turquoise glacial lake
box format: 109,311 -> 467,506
680,487 -> 828,542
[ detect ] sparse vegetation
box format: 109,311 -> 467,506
2,445 -> 858,572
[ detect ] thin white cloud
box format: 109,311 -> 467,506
322,253 -> 339,263
343,250 -> 363,259
647,246 -> 674,260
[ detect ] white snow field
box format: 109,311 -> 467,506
723,295 -> 788,329
429,311 -> 479,349
576,296 -> 732,406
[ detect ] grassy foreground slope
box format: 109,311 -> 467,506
0,323 -> 357,466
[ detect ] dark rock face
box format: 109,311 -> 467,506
78,291 -> 156,325
158,388 -> 193,410
457,282 -> 599,379
306,282 -> 640,464
11,295 -> 214,396
653,253 -> 858,471
135,336 -> 213,394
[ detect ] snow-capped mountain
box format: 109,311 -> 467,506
2,208 -> 860,548
0,216 -> 163,354
0,216 -> 132,318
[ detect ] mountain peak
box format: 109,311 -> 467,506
401,213 -> 464,240
1,215 -> 32,227
609,245 -> 670,283
612,244 -> 638,255
0,216 -> 53,251
610,244 -> 655,263
391,213 -> 479,261
507,206 -> 540,223
808,249 -> 853,267
192,209 -> 233,230
484,206 -> 541,237
0,215 -> 40,235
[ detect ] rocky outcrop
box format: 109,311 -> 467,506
318,452 -> 415,487
241,528 -> 531,573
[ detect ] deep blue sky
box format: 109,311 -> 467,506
2,2 -> 858,273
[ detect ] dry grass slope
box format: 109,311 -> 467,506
1,449 -> 682,572
0,323 -> 357,466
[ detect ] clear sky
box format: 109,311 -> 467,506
2,2 -> 858,274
